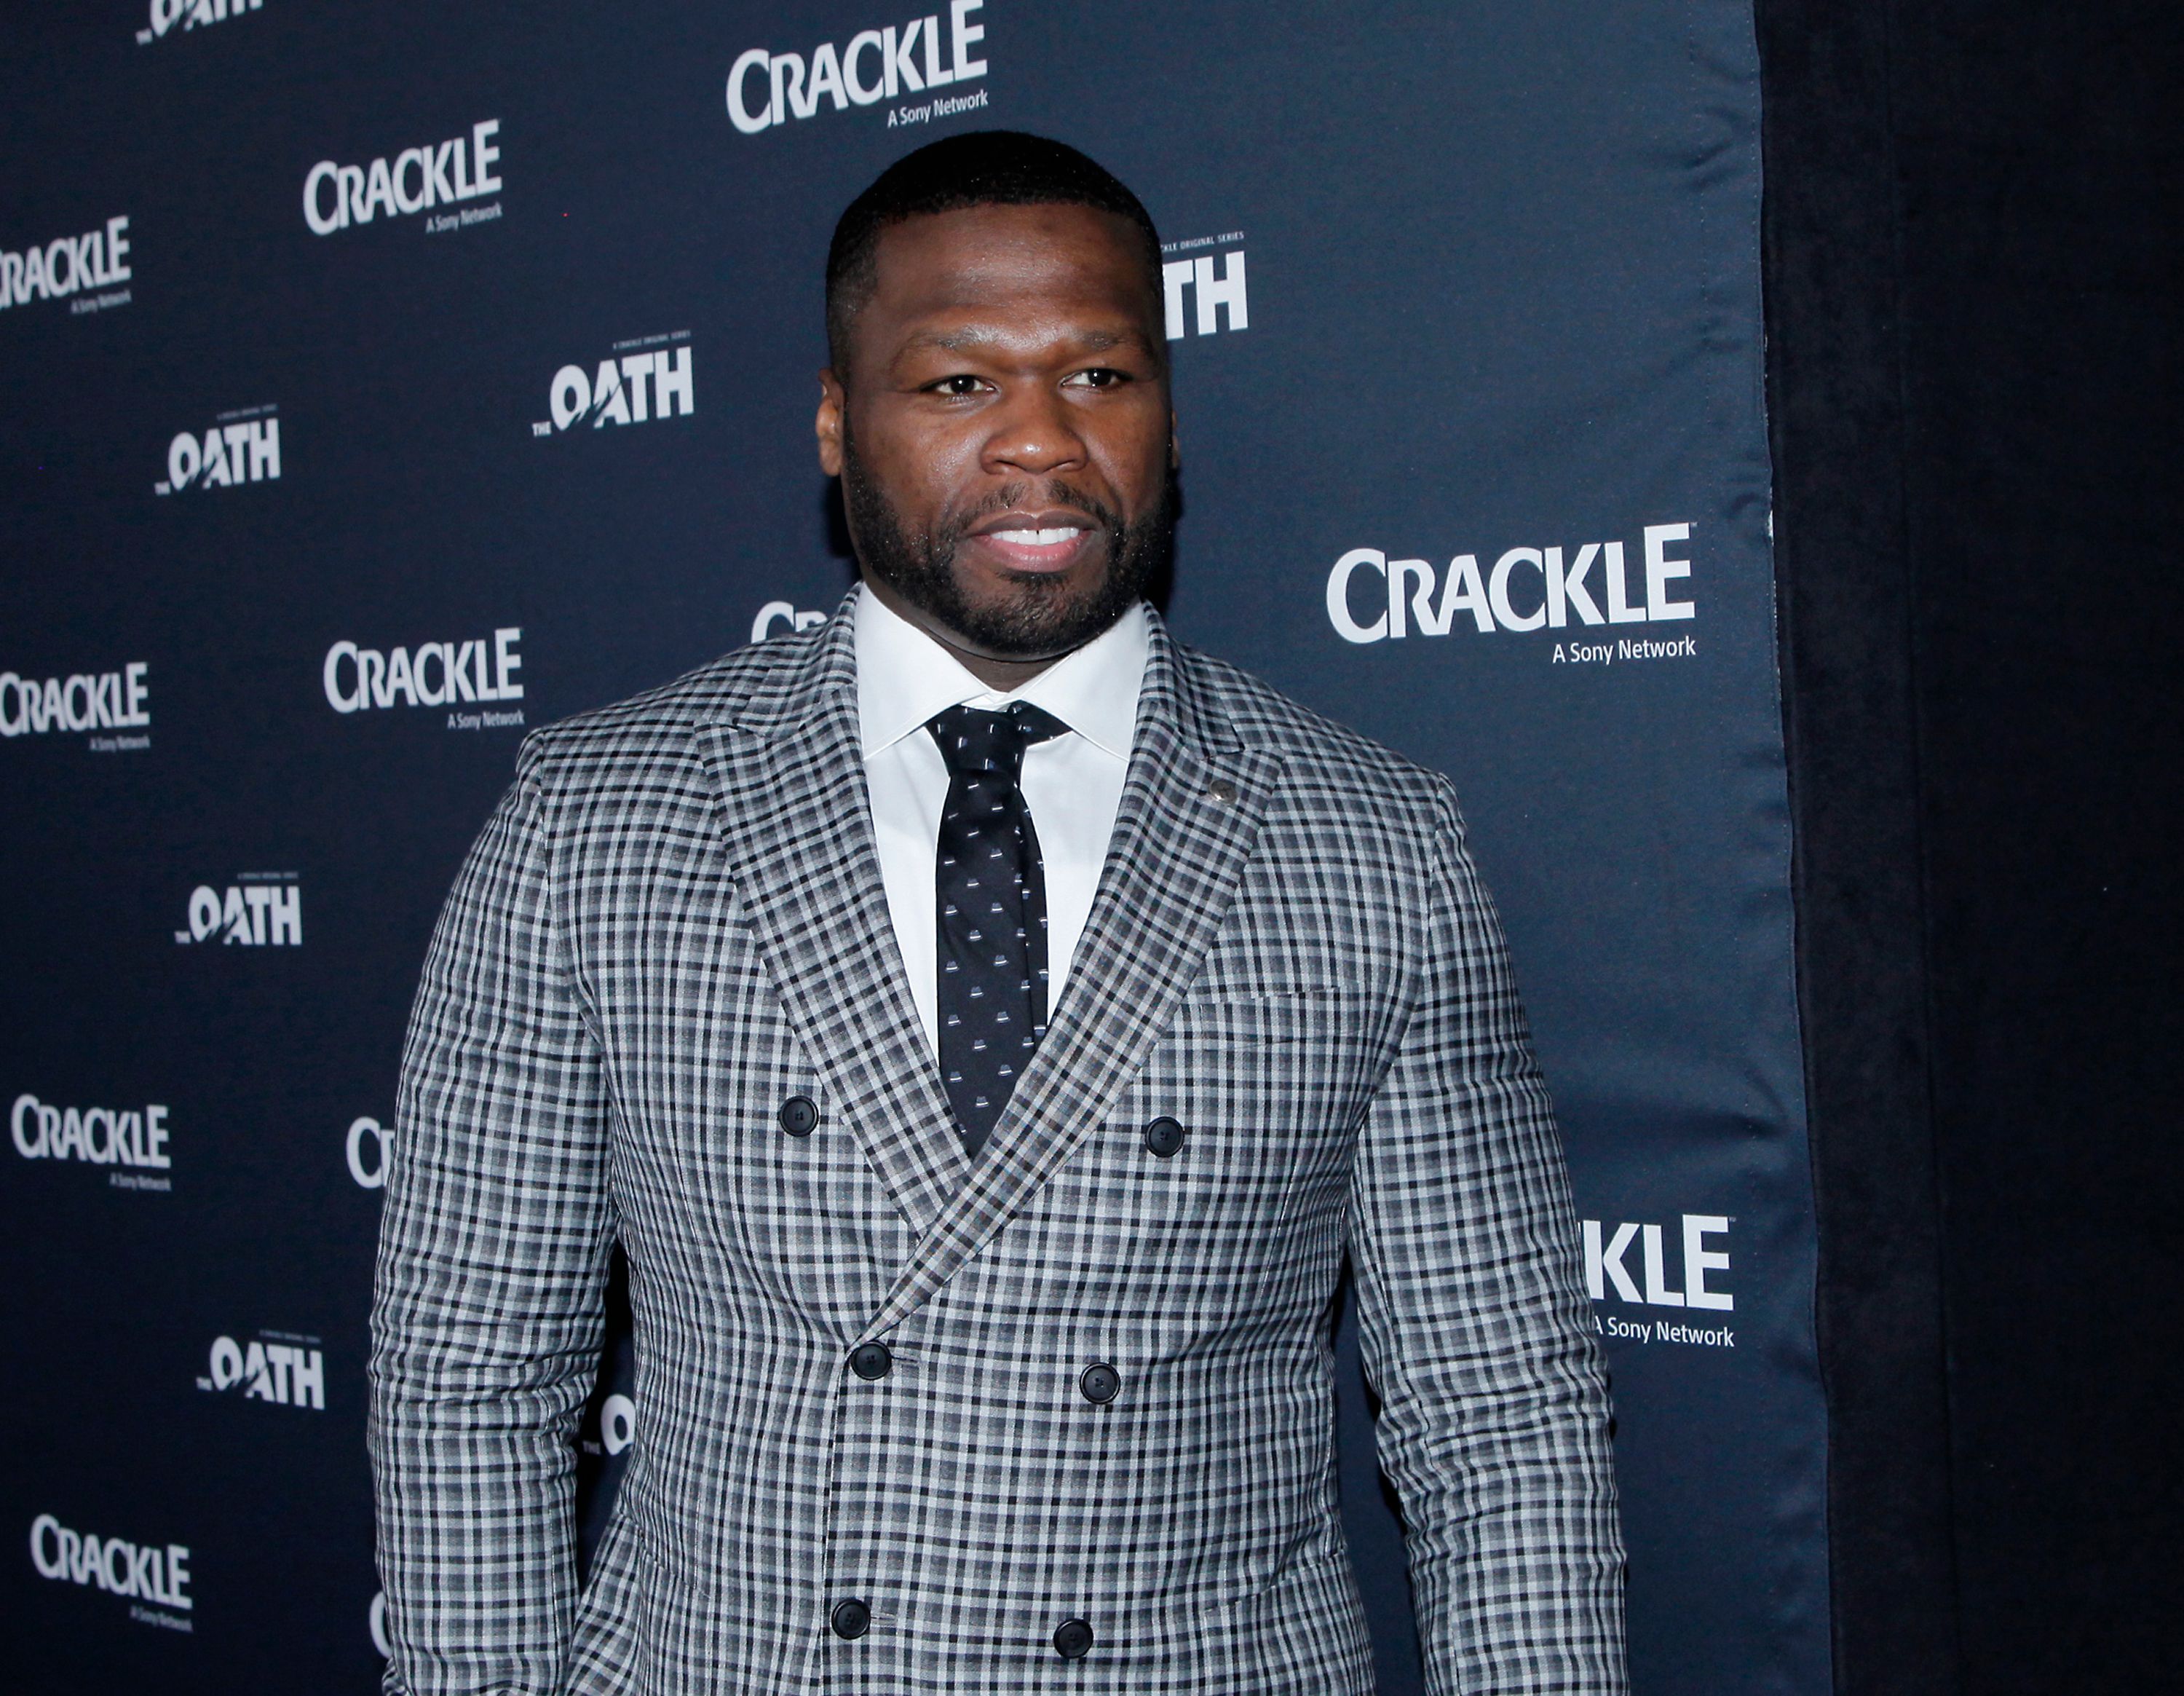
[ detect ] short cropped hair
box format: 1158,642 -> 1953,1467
825,130 -> 1164,374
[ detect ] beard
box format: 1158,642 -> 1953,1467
840,425 -> 1174,660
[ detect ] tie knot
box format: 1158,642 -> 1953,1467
927,702 -> 1069,780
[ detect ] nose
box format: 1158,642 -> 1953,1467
980,384 -> 1088,479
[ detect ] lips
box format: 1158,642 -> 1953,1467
963,508 -> 1101,574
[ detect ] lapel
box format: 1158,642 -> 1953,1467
866,611 -> 1284,1338
691,602 -> 968,1237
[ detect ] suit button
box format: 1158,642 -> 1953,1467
1053,1618 -> 1094,1659
1143,1116 -> 1186,1157
1079,1362 -> 1120,1404
850,1342 -> 893,1381
778,1095 -> 820,1137
831,1598 -> 871,1640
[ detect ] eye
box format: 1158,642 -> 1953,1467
1063,367 -> 1131,390
925,374 -> 990,397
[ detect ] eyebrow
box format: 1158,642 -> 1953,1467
894,326 -> 1150,358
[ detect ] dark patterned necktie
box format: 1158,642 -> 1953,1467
928,701 -> 1069,1159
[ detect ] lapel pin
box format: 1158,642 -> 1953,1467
1206,778 -> 1238,804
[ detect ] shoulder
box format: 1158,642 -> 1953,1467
507,631 -> 808,796
1175,640 -> 1458,830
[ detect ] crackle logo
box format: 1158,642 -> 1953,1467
157,406 -> 279,494
751,601 -> 829,643
303,121 -> 502,236
1326,523 -> 1698,658
1,215 -> 132,315
0,662 -> 151,743
199,1332 -> 325,1411
29,1515 -> 193,1630
729,1 -> 987,134
536,336 -> 695,435
1583,1213 -> 1737,1349
12,1094 -> 173,1185
175,875 -> 301,947
139,0 -> 261,44
323,628 -> 524,730
345,1114 -> 390,1189
1160,238 -> 1248,341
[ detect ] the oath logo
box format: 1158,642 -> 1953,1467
729,1 -> 988,135
1583,1213 -> 1736,1348
537,334 -> 695,435
323,628 -> 524,730
0,662 -> 151,748
157,406 -> 279,494
139,0 -> 262,44
346,1114 -> 389,1189
199,1332 -> 326,1411
175,875 -> 302,947
304,121 -> 502,237
1160,238 -> 1248,341
29,1515 -> 193,1630
1326,523 -> 1698,653
582,1392 -> 637,1459
12,1094 -> 173,1190
1,215 -> 132,316
751,602 -> 828,643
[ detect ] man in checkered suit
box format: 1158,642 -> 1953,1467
371,132 -> 1625,1695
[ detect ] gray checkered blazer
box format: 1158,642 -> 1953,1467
370,598 -> 1625,1695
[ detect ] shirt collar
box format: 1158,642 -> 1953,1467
853,582 -> 1148,762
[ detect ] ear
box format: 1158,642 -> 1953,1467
816,369 -> 847,477
1168,409 -> 1181,471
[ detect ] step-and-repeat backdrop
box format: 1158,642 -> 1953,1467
0,3 -> 1826,1691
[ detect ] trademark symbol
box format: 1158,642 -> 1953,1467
531,421 -> 552,437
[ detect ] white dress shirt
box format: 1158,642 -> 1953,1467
854,584 -> 1148,1057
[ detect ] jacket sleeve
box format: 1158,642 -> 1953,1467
1348,779 -> 1627,1695
369,746 -> 617,1695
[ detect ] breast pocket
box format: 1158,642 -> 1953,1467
1168,987 -> 1380,1070
1136,989 -> 1384,1217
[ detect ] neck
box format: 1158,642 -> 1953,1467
860,575 -> 1075,692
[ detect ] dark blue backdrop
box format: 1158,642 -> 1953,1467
0,3 -> 1825,1691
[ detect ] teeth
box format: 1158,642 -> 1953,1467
991,527 -> 1085,546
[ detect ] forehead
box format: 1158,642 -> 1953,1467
860,202 -> 1160,340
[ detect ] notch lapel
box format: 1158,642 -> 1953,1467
692,608 -> 966,1236
866,617 -> 1282,1337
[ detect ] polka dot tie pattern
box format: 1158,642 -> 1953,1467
927,701 -> 1069,1159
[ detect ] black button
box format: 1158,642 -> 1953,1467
1053,1618 -> 1093,1660
1079,1362 -> 1120,1405
778,1095 -> 819,1137
831,1598 -> 871,1640
1143,1116 -> 1186,1157
850,1342 -> 893,1381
